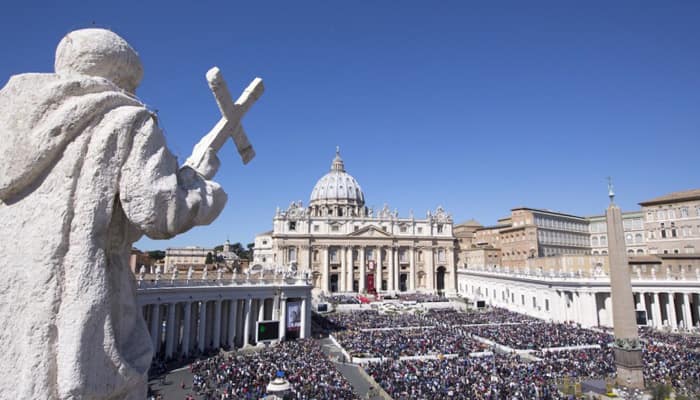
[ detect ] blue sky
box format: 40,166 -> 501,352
2,1 -> 698,250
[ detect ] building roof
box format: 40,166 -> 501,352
511,206 -> 587,220
638,188 -> 700,206
456,219 -> 482,227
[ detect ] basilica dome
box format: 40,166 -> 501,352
309,149 -> 365,209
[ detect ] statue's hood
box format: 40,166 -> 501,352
0,73 -> 142,201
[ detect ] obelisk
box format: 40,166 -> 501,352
605,179 -> 644,389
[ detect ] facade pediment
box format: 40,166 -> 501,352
347,225 -> 393,238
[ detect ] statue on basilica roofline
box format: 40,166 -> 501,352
0,28 -> 263,399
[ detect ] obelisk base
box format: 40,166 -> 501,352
613,347 -> 645,390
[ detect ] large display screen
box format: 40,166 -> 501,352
257,321 -> 280,342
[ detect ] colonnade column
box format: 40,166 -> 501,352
212,300 -> 222,349
409,247 -> 415,291
279,295 -> 287,341
182,302 -> 192,356
375,246 -> 382,292
198,301 -> 207,352
652,293 -> 663,328
227,299 -> 237,349
165,302 -> 176,359
150,303 -> 160,352
339,246 -> 346,292
682,293 -> 693,329
359,247 -> 366,292
243,297 -> 252,347
322,246 -> 330,293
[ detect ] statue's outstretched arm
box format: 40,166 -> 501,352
119,112 -> 227,239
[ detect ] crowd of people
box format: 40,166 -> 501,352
424,308 -> 536,325
462,322 -> 613,350
334,326 -> 488,358
365,354 -> 562,399
189,339 -> 356,399
169,303 -> 700,399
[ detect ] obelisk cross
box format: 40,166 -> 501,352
186,67 -> 264,175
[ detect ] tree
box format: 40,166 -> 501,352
205,252 -> 213,264
245,242 -> 255,260
213,245 -> 223,252
147,250 -> 165,261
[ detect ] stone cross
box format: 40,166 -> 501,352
185,68 -> 264,174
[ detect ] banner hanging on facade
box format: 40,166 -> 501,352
286,300 -> 301,331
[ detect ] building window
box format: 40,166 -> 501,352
313,225 -> 319,232
331,225 -> 340,232
262,240 -> 268,245
330,248 -> 339,263
437,224 -> 444,233
400,226 -> 407,233
545,299 -> 550,312
288,221 -> 296,231
338,208 -> 343,217
288,248 -> 297,262
417,227 -> 423,234
438,249 -> 446,262
354,225 -> 359,231
681,207 -> 689,218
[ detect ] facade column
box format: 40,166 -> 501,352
667,293 -> 678,329
682,293 -> 693,329
272,294 -> 279,319
165,302 -> 176,359
426,247 -> 435,292
388,246 -> 395,292
258,298 -> 266,322
243,297 -> 252,347
300,296 -> 309,339
447,248 -> 456,294
227,299 -> 237,349
652,292 -> 663,328
212,300 -> 222,349
150,304 -> 160,355
279,295 -> 287,341
182,302 -> 192,356
375,246 -> 382,292
359,247 -> 366,292
347,247 -> 354,292
198,301 -> 207,352
409,246 -> 415,291
322,246 -> 330,293
339,246 -> 346,292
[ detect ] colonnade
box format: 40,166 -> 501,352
633,291 -> 700,330
139,287 -> 311,361
458,270 -> 700,330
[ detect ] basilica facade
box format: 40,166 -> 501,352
254,150 -> 457,296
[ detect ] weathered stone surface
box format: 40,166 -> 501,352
0,29 -> 227,399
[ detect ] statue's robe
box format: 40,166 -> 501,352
0,73 -> 226,399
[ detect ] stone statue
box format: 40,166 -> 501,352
187,265 -> 194,281
202,265 -> 209,280
171,267 -> 179,282
155,266 -> 163,282
216,266 -> 224,281
0,29 -> 243,399
138,265 -> 146,281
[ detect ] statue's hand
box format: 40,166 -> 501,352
188,148 -> 220,180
